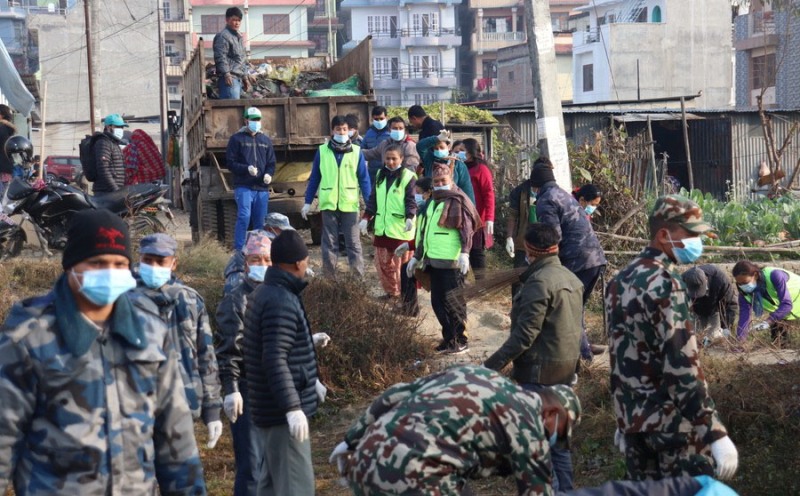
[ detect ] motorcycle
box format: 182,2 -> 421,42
0,174 -> 173,260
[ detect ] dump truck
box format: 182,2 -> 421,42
182,37 -> 376,244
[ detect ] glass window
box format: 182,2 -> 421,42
582,64 -> 594,92
263,14 -> 291,35
200,15 -> 225,34
651,6 -> 662,22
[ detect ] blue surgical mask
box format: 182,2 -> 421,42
390,129 -> 405,141
139,263 -> 172,289
433,184 -> 451,191
248,120 -> 261,133
668,234 -> 703,264
414,193 -> 424,205
72,268 -> 136,306
348,129 -> 356,138
584,205 -> 597,216
248,265 -> 268,282
455,151 -> 467,161
373,119 -> 387,130
548,413 -> 560,447
332,133 -> 349,144
739,281 -> 757,293
433,149 -> 449,159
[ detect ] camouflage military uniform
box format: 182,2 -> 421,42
0,276 -> 206,495
343,365 -> 554,496
138,278 -> 222,424
604,196 -> 729,481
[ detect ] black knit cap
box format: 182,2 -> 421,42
271,229 -> 309,264
530,163 -> 556,187
62,209 -> 131,269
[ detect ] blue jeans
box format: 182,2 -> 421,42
231,382 -> 261,496
234,187 -> 268,250
219,75 -> 242,99
521,383 -> 575,491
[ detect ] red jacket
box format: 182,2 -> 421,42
467,159 -> 495,249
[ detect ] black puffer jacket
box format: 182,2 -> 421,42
243,267 -> 318,427
215,276 -> 257,395
93,132 -> 125,193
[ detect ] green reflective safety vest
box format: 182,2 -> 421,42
318,144 -> 361,212
744,267 -> 800,320
423,199 -> 461,261
374,168 -> 416,241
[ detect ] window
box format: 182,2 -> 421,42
367,15 -> 398,37
582,64 -> 594,92
509,70 -> 515,81
163,1 -> 171,20
482,60 -> 497,78
164,40 -> 178,57
201,15 -> 225,34
752,53 -> 776,90
412,55 -> 439,78
412,13 -> 439,36
651,6 -> 662,22
551,13 -> 568,32
377,95 -> 392,106
413,94 -> 438,105
373,57 -> 399,79
263,14 -> 291,35
636,8 -> 648,23
168,84 -> 179,95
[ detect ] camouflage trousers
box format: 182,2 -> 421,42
623,430 -> 715,481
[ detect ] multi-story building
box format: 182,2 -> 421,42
164,0 -> 191,113
307,0 -> 342,58
734,1 -> 800,109
571,0 -> 732,108
340,0 -> 462,107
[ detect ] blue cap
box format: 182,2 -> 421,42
264,212 -> 294,231
139,233 -> 177,257
103,113 -> 129,127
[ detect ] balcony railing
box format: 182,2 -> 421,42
750,11 -> 776,36
479,31 -> 524,42
167,55 -> 185,66
369,30 -> 400,39
374,68 -> 457,80
400,27 -> 459,38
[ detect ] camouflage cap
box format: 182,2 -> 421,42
550,384 -> 582,440
649,194 -> 714,235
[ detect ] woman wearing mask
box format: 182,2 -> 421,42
416,130 -> 476,204
733,260 -> 800,346
461,138 -> 495,280
361,117 -> 420,173
394,177 -> 434,316
573,184 -> 602,218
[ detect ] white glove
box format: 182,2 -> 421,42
315,379 -> 327,403
721,328 -> 731,338
247,165 -> 258,176
457,253 -> 470,275
406,257 -> 418,278
329,441 -> 352,476
286,409 -> 309,442
404,218 -> 414,232
710,436 -> 738,480
358,218 -> 368,236
223,392 -> 244,423
301,203 -> 311,220
614,430 -> 626,454
437,129 -> 450,142
486,220 -> 494,236
206,420 -> 223,449
263,173 -> 272,184
505,237 -> 515,258
394,242 -> 410,258
313,332 -> 331,348
306,266 -> 315,277
753,321 -> 770,332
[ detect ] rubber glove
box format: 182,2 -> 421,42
710,436 -> 738,480
247,165 -> 258,176
313,332 -> 331,348
404,218 -> 414,232
206,420 -> 223,449
752,321 -> 770,332
406,257 -> 418,278
223,392 -> 244,423
505,237 -> 515,258
306,266 -> 315,277
437,129 -> 450,142
286,410 -> 309,442
486,220 -> 494,236
263,173 -> 272,184
457,253 -> 470,275
358,218 -> 368,236
394,242 -> 410,258
329,441 -> 352,476
301,203 -> 311,220
315,379 -> 327,403
614,430 -> 626,454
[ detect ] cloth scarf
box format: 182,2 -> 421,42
328,138 -> 352,154
431,186 -> 482,231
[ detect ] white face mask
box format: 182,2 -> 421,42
113,128 -> 125,140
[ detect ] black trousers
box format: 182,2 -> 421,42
399,261 -> 420,317
429,267 -> 467,344
572,265 -> 606,360
469,247 -> 487,280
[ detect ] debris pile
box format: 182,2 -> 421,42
205,62 -> 364,99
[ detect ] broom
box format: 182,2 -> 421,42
448,266 -> 529,305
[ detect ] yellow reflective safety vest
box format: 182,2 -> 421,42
374,168 -> 416,241
744,267 -> 800,320
423,199 -> 461,261
317,144 -> 361,212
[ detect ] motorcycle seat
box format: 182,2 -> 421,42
88,184 -> 163,214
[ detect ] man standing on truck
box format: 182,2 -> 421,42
225,107 -> 277,251
214,7 -> 248,99
302,115 -> 371,276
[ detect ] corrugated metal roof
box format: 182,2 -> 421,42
612,113 -> 705,122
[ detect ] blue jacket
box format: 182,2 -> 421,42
362,126 -> 391,170
416,135 -> 476,204
304,142 -> 371,205
225,128 -> 277,191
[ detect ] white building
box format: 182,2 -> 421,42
340,0 -> 462,107
571,0 -> 732,108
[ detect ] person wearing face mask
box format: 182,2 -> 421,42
394,177 -> 434,317
362,106 -> 392,185
0,209 -> 207,495
461,138 -> 495,280
223,213 -> 294,293
361,117 -> 421,176
732,260 -> 800,346
362,145 -> 417,302
484,223 -> 583,491
408,164 -> 481,354
303,115 -> 371,277
506,164 -> 541,295
344,113 -> 364,147
92,113 -> 129,195
133,233 -> 223,452
215,230 -> 274,495
416,129 -> 476,204
328,365 -> 581,496
605,195 -> 738,482
573,184 -> 602,219
225,106 -> 278,251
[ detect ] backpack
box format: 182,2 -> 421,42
79,132 -> 103,182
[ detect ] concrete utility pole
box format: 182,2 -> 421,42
83,0 -> 96,132
523,0 -> 571,190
